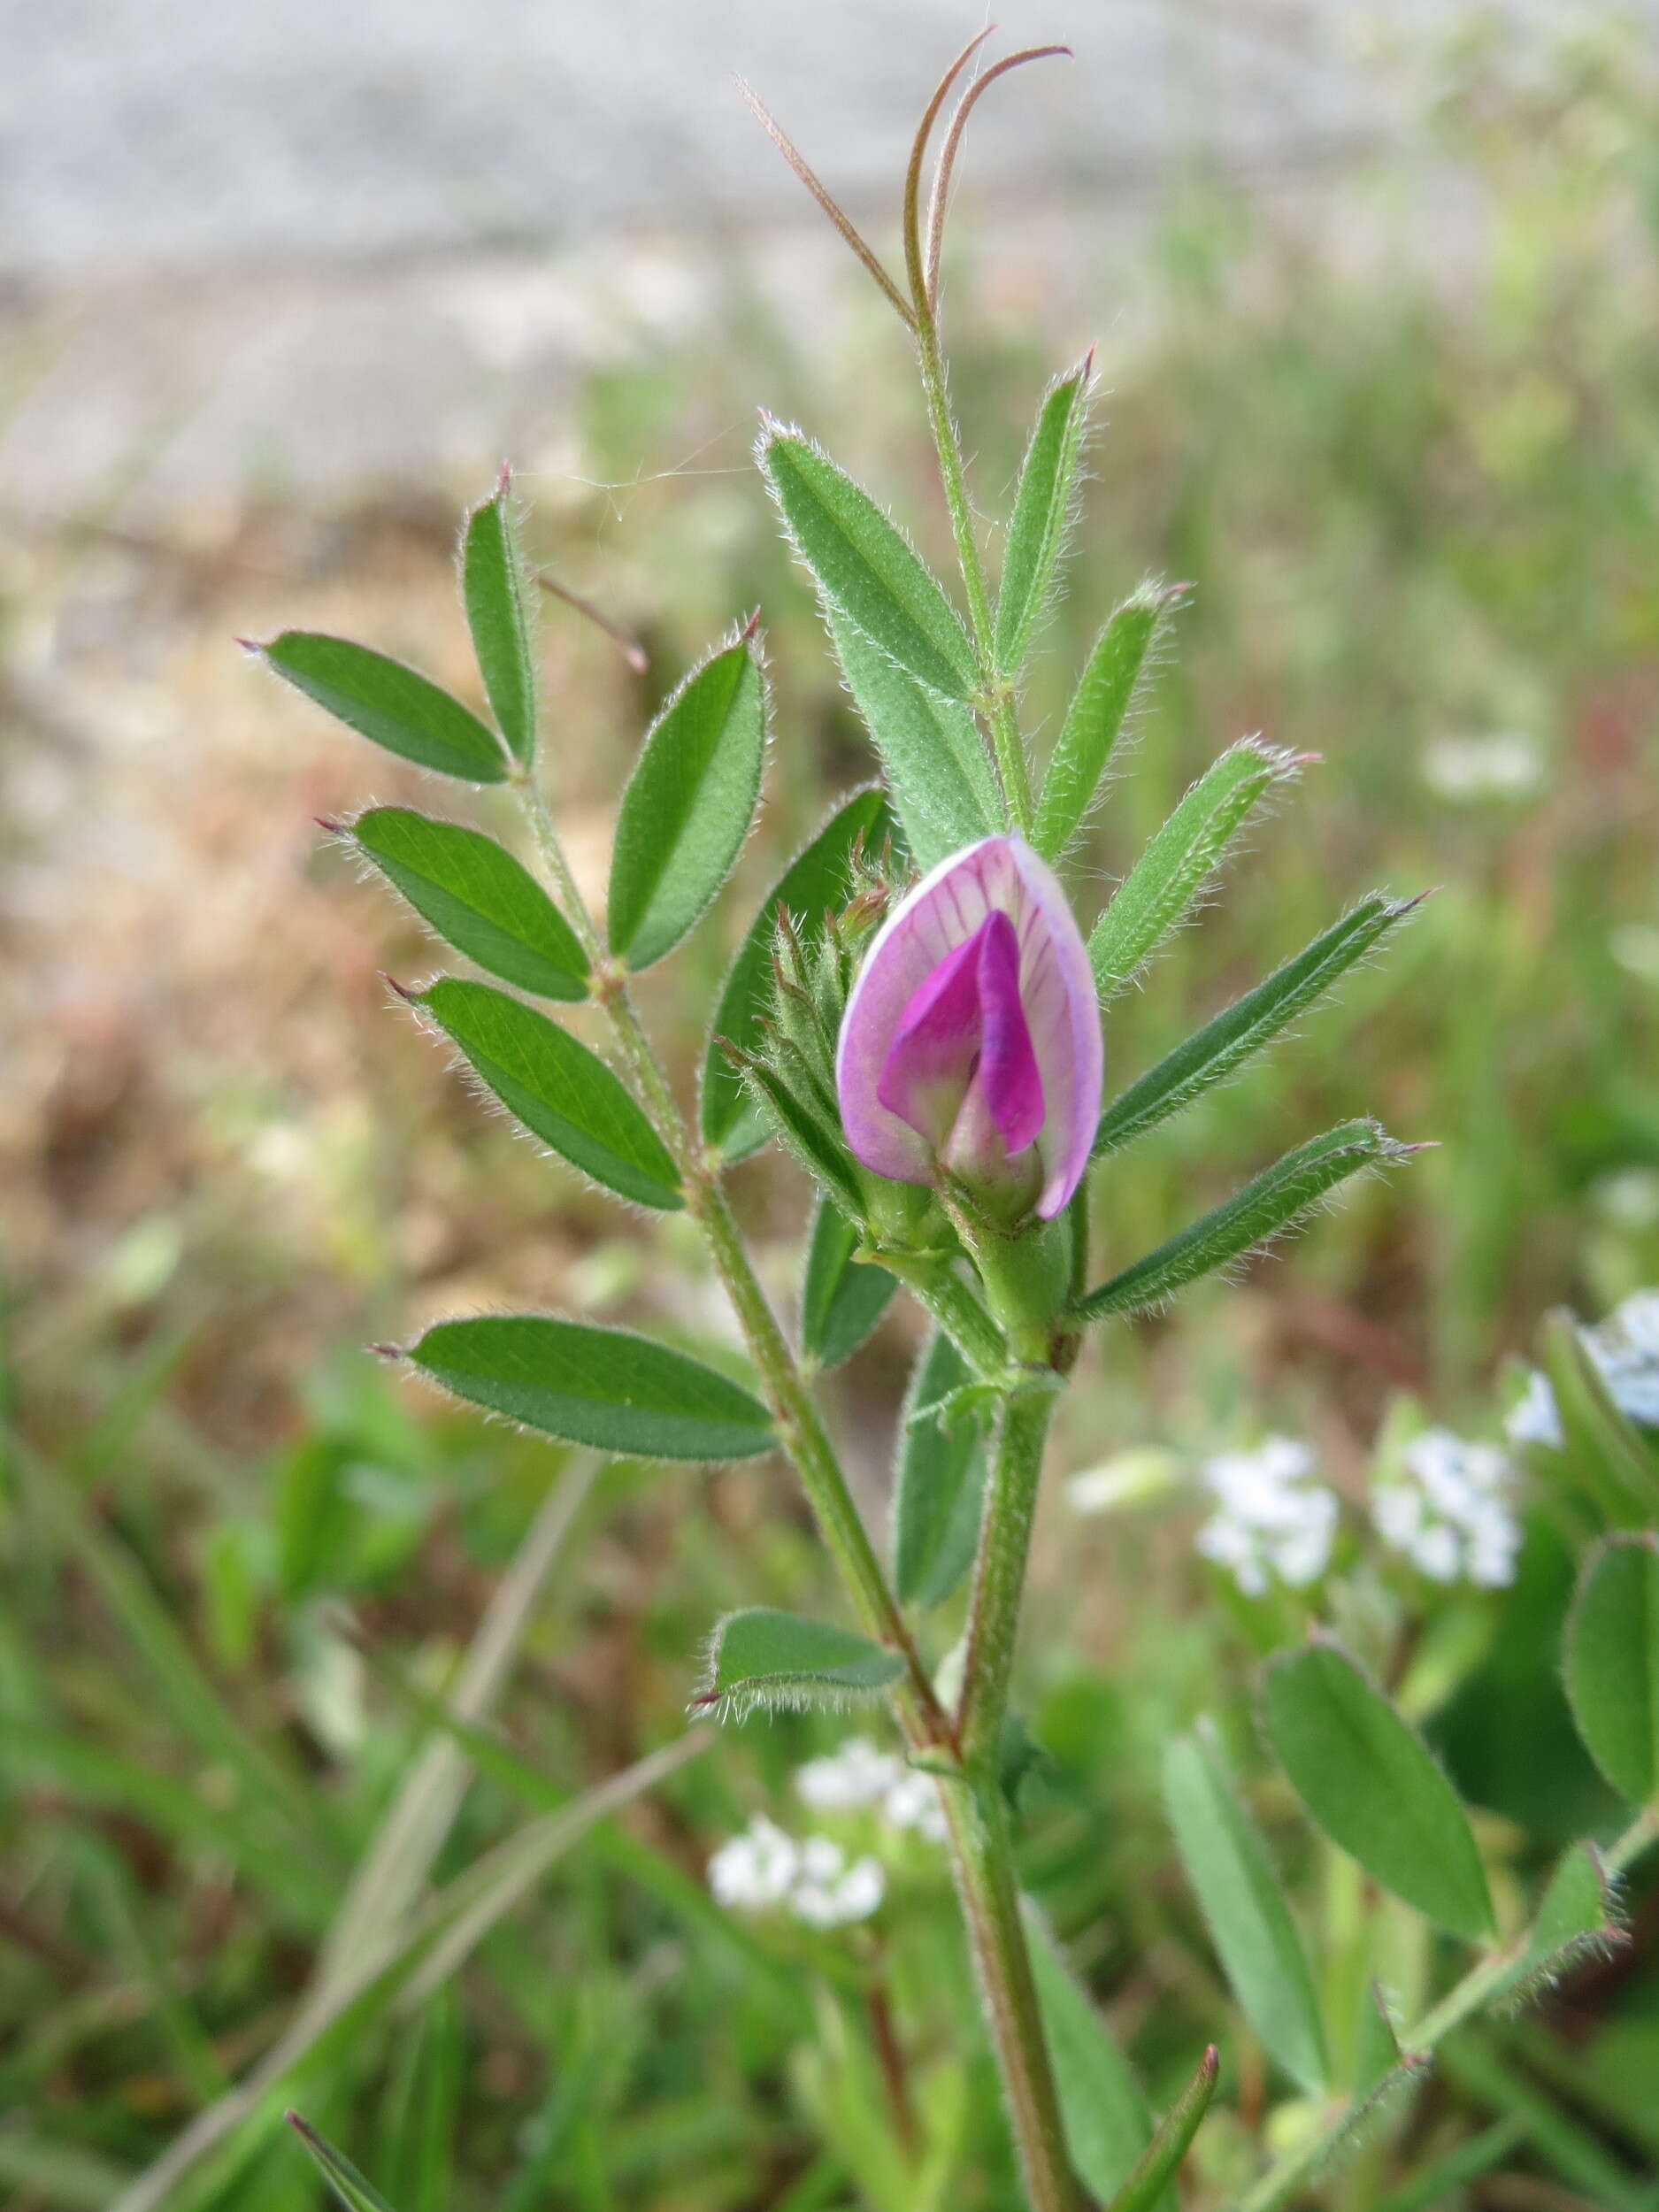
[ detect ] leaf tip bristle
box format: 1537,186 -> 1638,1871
380,972 -> 416,1002
495,457 -> 513,498
312,815 -> 344,835
1391,885 -> 1439,917
233,634 -> 265,655
741,604 -> 763,642
366,1341 -> 406,1362
1201,2042 -> 1220,2076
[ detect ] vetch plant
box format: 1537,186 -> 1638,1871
250,37 -> 1659,2212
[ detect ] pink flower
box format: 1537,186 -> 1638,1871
836,836 -> 1102,1221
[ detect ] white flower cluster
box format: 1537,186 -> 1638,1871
1420,731 -> 1547,803
1371,1428 -> 1520,1587
704,1740 -> 954,1929
1194,1438 -> 1340,1597
1507,1289 -> 1659,1450
706,1815 -> 886,1927
794,1736 -> 950,1844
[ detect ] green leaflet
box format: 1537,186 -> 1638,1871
1102,2046 -> 1219,2212
461,474 -> 539,766
1564,1535 -> 1659,1804
1262,1638 -> 1495,1943
995,361 -> 1091,678
799,1201 -> 897,1369
408,1316 -> 775,1462
1033,584 -> 1169,864
1093,895 -> 1419,1158
351,808 -> 587,1000
608,636 -> 767,970
761,426 -> 979,701
414,978 -> 680,1211
697,1608 -> 902,1718
700,787 -> 890,1159
892,1332 -> 988,1610
1494,1842 -> 1622,2004
1087,739 -> 1295,997
287,2114 -> 404,2212
1071,1121 -> 1405,1324
828,610 -> 1002,870
257,631 -> 507,782
1163,1731 -> 1328,2091
1024,1902 -> 1155,2205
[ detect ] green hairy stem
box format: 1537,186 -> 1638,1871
512,755 -> 1080,2212
511,767 -> 952,1748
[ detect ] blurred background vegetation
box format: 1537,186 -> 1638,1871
2,8 -> 1657,2208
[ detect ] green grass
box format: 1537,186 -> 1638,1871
4,19 -> 1659,2210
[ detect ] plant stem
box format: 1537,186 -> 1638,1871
913,319 -> 1034,834
942,1779 -> 1080,2212
956,1381 -> 1059,1768
876,1250 -> 1010,1378
508,770 -> 950,1748
1238,1804 -> 1659,2212
511,764 -> 1082,2211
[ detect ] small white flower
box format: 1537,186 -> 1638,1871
707,1816 -> 800,1910
707,1816 -> 887,1928
882,1768 -> 950,1843
1420,731 -> 1547,803
1609,923 -> 1659,984
798,1834 -> 846,1884
794,1736 -> 901,1813
1591,1169 -> 1659,1233
1506,1367 -> 1564,1450
1194,1438 -> 1339,1596
1371,1429 -> 1520,1589
1586,1290 -> 1659,1426
791,1854 -> 886,1928
1065,1448 -> 1179,1516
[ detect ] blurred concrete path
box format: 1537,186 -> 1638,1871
0,1 -> 1639,518
1,0 -> 1434,276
